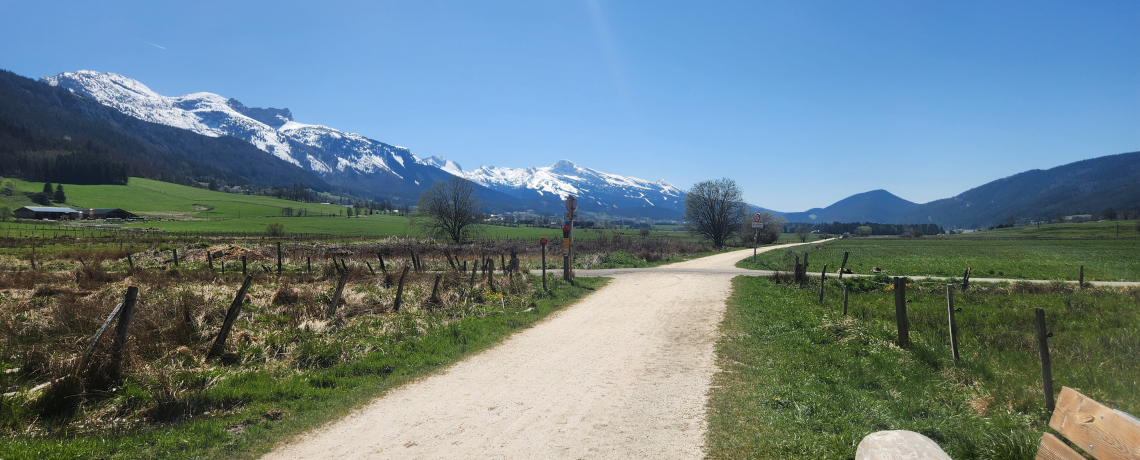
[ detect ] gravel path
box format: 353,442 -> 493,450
263,243 -> 811,459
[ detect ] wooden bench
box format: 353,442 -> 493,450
856,387 -> 1139,460
1037,387 -> 1140,460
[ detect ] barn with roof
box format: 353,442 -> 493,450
83,208 -> 139,220
14,206 -> 82,220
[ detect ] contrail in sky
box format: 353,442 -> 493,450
143,41 -> 166,50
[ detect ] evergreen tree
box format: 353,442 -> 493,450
54,184 -> 66,203
42,182 -> 52,195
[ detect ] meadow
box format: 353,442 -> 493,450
706,275 -> 1140,459
738,226 -> 1140,282
1,177 -> 349,219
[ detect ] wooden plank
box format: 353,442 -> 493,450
1048,387 -> 1140,460
1036,432 -> 1086,460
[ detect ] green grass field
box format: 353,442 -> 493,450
706,276 -> 1140,459
0,177 -> 351,219
954,220 -> 1140,239
738,236 -> 1140,282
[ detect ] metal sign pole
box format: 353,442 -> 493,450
753,230 -> 758,262
751,212 -> 764,262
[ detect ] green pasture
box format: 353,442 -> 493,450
706,276 -> 1139,459
954,220 -> 1140,239
0,177 -> 349,219
739,237 -> 1140,282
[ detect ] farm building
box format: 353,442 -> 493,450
14,206 -> 82,220
83,208 -> 139,220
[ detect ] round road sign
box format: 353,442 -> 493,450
540,238 -> 548,245
753,212 -> 762,223
566,195 -> 578,212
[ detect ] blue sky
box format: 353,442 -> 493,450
1,0 -> 1137,211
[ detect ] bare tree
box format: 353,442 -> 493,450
794,225 -> 810,242
414,177 -> 484,243
740,211 -> 784,245
683,178 -> 748,248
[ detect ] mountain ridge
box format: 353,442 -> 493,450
45,70 -> 684,213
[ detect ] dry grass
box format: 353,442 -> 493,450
1,238 -> 558,440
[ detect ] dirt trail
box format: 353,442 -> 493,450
264,243 -> 811,459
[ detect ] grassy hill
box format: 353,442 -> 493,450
1,177 -> 348,219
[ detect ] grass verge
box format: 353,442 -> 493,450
736,238 -> 1140,282
706,276 -> 1139,459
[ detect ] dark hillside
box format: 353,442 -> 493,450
781,189 -> 919,223
0,69 -> 330,190
894,151 -> 1140,228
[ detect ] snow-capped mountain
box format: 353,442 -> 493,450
425,157 -> 686,213
42,70 -> 440,197
41,70 -> 686,215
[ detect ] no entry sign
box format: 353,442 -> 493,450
752,212 -> 764,228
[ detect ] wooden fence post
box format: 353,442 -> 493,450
207,276 -> 253,360
307,256 -> 311,273
542,243 -> 547,291
365,261 -> 375,275
173,248 -> 178,267
277,242 -> 282,274
377,253 -> 387,275
1079,265 -> 1084,289
487,259 -> 496,291
842,285 -> 849,316
207,251 -> 214,272
961,267 -> 970,291
393,266 -> 410,312
430,275 -> 441,305
470,260 -> 477,286
818,264 -> 827,302
241,255 -> 247,276
1035,308 -> 1055,411
126,253 -> 133,269
75,299 -> 126,377
894,277 -> 911,348
946,284 -> 959,363
108,286 -> 139,381
838,251 -> 849,279
326,272 -> 349,318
